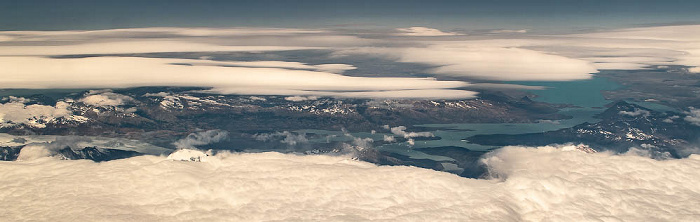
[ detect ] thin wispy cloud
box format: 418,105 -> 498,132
395,27 -> 462,36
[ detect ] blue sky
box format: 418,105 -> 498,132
1,0 -> 698,31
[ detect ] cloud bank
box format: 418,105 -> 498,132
400,46 -> 597,81
0,56 -> 475,99
0,27 -> 476,99
334,45 -> 597,81
338,25 -> 700,81
1,145 -> 699,221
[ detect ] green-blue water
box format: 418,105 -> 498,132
298,76 -> 624,163
509,76 -> 621,108
404,76 -> 621,152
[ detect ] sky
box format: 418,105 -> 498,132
2,0 -> 699,32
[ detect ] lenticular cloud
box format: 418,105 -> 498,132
1,146 -> 699,221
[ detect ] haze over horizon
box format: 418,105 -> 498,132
3,0 -> 699,32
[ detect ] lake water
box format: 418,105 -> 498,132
296,75 -> 624,162
410,76 -> 622,151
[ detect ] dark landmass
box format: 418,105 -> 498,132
0,145 -> 141,162
0,147 -> 21,161
601,67 -> 700,110
467,101 -> 700,158
415,146 -> 489,178
357,148 -> 446,172
57,147 -> 142,161
0,87 -> 569,150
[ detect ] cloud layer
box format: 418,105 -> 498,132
339,25 -> 700,81
2,25 -> 700,98
0,27 -> 475,99
1,145 -> 699,221
400,46 -> 596,81
0,56 -> 474,99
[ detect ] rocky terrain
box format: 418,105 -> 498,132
467,101 -> 700,158
0,87 -> 567,148
0,146 -> 141,161
8,86 -> 697,177
0,87 -> 570,174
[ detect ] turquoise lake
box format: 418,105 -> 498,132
297,75 -> 626,162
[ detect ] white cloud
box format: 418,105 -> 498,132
689,67 -> 700,73
253,131 -> 308,146
166,149 -> 210,162
337,46 -> 597,81
3,25 -> 700,97
467,83 -> 545,90
173,130 -> 229,149
390,126 -> 434,138
16,144 -> 53,161
344,25 -> 700,81
407,138 -> 415,146
481,145 -> 700,221
572,25 -> 700,41
685,108 -> 700,126
0,40 -> 318,56
0,27 -> 370,50
193,60 -> 317,69
0,97 -> 77,128
402,46 -> 596,81
79,90 -> 134,107
581,56 -> 674,64
248,96 -> 267,101
0,35 -> 12,41
619,109 -> 651,117
1,145 -> 699,221
190,60 -> 356,73
564,25 -> 700,70
383,134 -> 396,142
313,63 -> 357,73
0,56 -> 475,99
284,96 -> 318,102
395,27 -> 461,36
591,62 -> 651,70
663,115 -> 679,123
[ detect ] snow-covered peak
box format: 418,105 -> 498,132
166,149 -> 209,162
